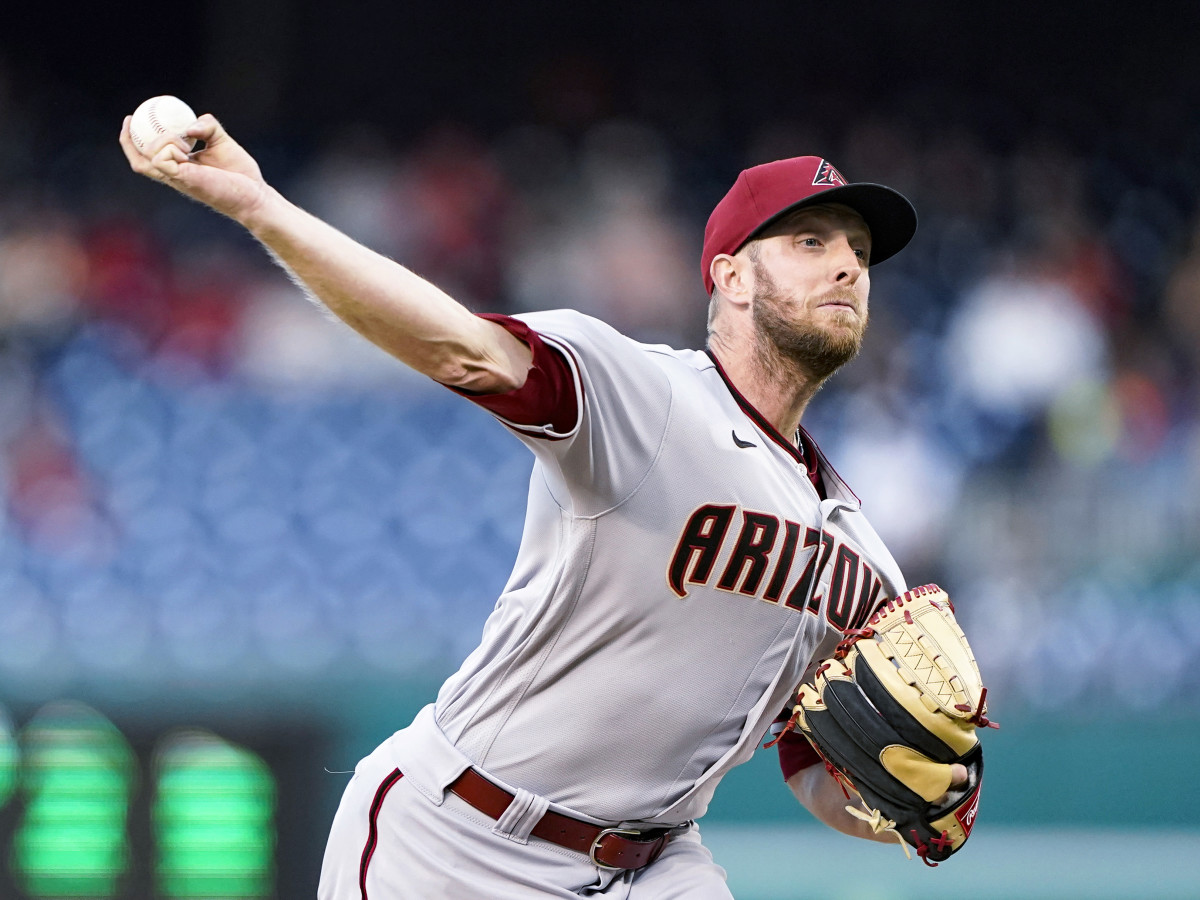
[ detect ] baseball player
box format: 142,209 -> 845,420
121,112 -> 964,898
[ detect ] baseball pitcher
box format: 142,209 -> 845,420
121,108 -> 990,898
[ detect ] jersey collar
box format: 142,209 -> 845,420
704,349 -> 861,506
704,349 -> 809,468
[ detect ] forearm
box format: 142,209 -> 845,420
122,112 -> 528,392
787,767 -> 893,843
243,188 -> 528,391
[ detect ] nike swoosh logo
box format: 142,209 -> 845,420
731,430 -> 757,449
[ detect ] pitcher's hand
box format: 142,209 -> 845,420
119,113 -> 270,225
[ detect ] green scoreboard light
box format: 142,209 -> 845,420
153,730 -> 276,899
11,702 -> 134,899
0,699 -> 328,899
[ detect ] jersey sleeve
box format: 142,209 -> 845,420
448,314 -> 579,437
458,309 -> 674,515
773,707 -> 821,780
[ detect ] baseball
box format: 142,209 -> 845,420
129,95 -> 198,156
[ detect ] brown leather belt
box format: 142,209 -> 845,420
447,768 -> 681,870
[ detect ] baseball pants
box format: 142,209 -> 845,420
317,733 -> 733,899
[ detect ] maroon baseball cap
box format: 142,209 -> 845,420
701,156 -> 917,294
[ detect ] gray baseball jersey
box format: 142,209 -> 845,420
432,309 -> 906,826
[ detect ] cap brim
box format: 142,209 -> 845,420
744,183 -> 918,266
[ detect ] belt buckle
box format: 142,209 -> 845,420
588,827 -> 643,869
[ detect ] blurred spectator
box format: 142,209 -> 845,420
81,219 -> 174,348
942,255 -> 1108,430
299,124 -> 513,312
0,217 -> 86,340
391,125 -> 512,311
507,120 -> 699,347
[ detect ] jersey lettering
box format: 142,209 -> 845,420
783,528 -> 823,612
850,564 -> 883,630
826,544 -> 860,630
801,531 -> 836,617
668,504 -> 886,632
717,512 -> 779,595
668,505 -> 736,597
763,521 -> 800,604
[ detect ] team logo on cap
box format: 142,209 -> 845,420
812,160 -> 848,187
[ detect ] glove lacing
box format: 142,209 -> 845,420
844,801 -> 912,861
955,686 -> 1000,729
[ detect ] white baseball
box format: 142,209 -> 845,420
130,95 -> 199,156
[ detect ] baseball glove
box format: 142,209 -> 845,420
782,584 -> 995,865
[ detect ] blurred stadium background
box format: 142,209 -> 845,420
0,1 -> 1198,897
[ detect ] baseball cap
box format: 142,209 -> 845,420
701,156 -> 917,295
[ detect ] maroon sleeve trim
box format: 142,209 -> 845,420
447,314 -> 582,439
772,706 -> 821,780
777,730 -> 822,781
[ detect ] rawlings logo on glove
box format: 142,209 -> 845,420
780,584 -> 996,865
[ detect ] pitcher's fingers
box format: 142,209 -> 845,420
143,128 -> 194,160
149,141 -> 190,179
931,764 -> 971,806
119,115 -> 191,175
118,116 -> 148,167
185,113 -> 226,149
119,116 -> 165,178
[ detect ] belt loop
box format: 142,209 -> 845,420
492,788 -> 550,844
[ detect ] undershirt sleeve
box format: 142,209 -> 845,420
774,707 -> 821,780
447,313 -> 579,435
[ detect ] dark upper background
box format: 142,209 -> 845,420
4,2 -> 1200,167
